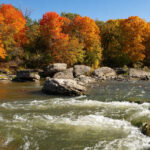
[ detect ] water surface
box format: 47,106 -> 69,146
0,80 -> 150,150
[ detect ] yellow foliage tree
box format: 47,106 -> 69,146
72,16 -> 102,66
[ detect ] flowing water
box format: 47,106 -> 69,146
0,80 -> 150,150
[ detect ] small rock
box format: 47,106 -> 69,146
13,70 -> 40,82
44,63 -> 67,77
141,123 -> 150,136
53,68 -> 74,79
93,67 -> 116,79
73,65 -> 91,77
0,74 -> 9,80
76,75 -> 96,85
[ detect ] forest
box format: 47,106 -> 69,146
1,3 -> 150,69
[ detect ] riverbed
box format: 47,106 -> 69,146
0,80 -> 150,150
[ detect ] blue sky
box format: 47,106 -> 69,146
1,0 -> 150,21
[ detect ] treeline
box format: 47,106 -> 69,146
0,4 -> 150,69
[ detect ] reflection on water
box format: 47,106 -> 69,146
0,80 -> 150,150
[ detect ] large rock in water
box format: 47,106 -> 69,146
14,70 -> 40,81
42,78 -> 86,96
129,68 -> 150,80
53,68 -> 74,79
73,65 -> 91,77
44,63 -> 67,77
93,67 -> 116,79
141,123 -> 150,136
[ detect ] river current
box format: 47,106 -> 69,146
0,80 -> 150,150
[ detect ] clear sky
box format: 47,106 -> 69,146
1,0 -> 150,22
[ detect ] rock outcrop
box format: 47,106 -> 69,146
129,68 -> 150,80
44,63 -> 67,77
93,67 -> 116,79
42,78 -> 86,96
53,68 -> 74,79
73,65 -> 91,77
14,70 -> 40,82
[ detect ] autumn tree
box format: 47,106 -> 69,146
40,12 -> 84,66
61,12 -> 80,20
0,4 -> 26,63
0,39 -> 6,59
0,13 -> 6,59
99,19 -> 130,67
72,16 -> 102,67
120,16 -> 147,64
142,22 -> 150,66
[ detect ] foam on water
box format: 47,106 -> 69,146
2,113 -> 150,150
0,95 -> 150,150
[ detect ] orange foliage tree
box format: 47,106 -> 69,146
142,22 -> 150,65
40,12 -> 84,66
0,12 -> 6,59
120,16 -> 147,63
0,4 -> 26,60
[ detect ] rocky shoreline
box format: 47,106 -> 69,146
1,63 -> 150,95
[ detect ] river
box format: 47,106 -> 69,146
0,80 -> 150,150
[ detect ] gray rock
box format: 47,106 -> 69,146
76,75 -> 96,85
14,70 -> 40,81
42,78 -> 86,96
53,68 -> 74,79
129,68 -> 150,80
73,65 -> 91,77
93,67 -> 116,79
44,63 -> 67,77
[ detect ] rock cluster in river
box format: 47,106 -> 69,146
2,63 -> 150,95
39,63 -> 150,96
42,63 -> 119,96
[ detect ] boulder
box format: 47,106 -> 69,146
44,63 -> 67,77
73,65 -> 91,77
76,75 -> 96,85
129,68 -> 150,80
42,78 -> 86,96
14,70 -> 40,81
141,123 -> 150,136
93,67 -> 116,79
53,68 -> 74,79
